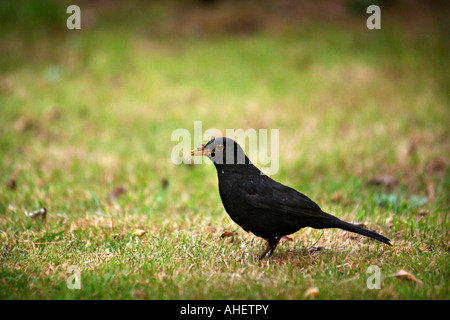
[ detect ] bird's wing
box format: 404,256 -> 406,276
238,175 -> 326,218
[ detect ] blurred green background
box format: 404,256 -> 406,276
0,0 -> 449,299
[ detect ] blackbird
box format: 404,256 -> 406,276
191,137 -> 391,259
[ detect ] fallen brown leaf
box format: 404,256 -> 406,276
388,269 -> 423,285
220,230 -> 236,238
304,287 -> 319,298
132,229 -> 147,237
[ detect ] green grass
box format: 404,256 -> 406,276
0,0 -> 449,299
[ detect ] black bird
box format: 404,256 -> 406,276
191,137 -> 391,259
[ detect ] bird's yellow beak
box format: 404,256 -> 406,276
191,144 -> 211,156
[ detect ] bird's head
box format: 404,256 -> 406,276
191,137 -> 250,166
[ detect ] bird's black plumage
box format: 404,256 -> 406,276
192,137 -> 391,259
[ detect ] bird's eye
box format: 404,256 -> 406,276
216,144 -> 224,152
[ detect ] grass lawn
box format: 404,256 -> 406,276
0,0 -> 449,299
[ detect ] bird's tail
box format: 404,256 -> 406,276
314,213 -> 392,246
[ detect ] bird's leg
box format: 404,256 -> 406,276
258,243 -> 272,260
267,237 -> 281,258
258,237 -> 281,260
